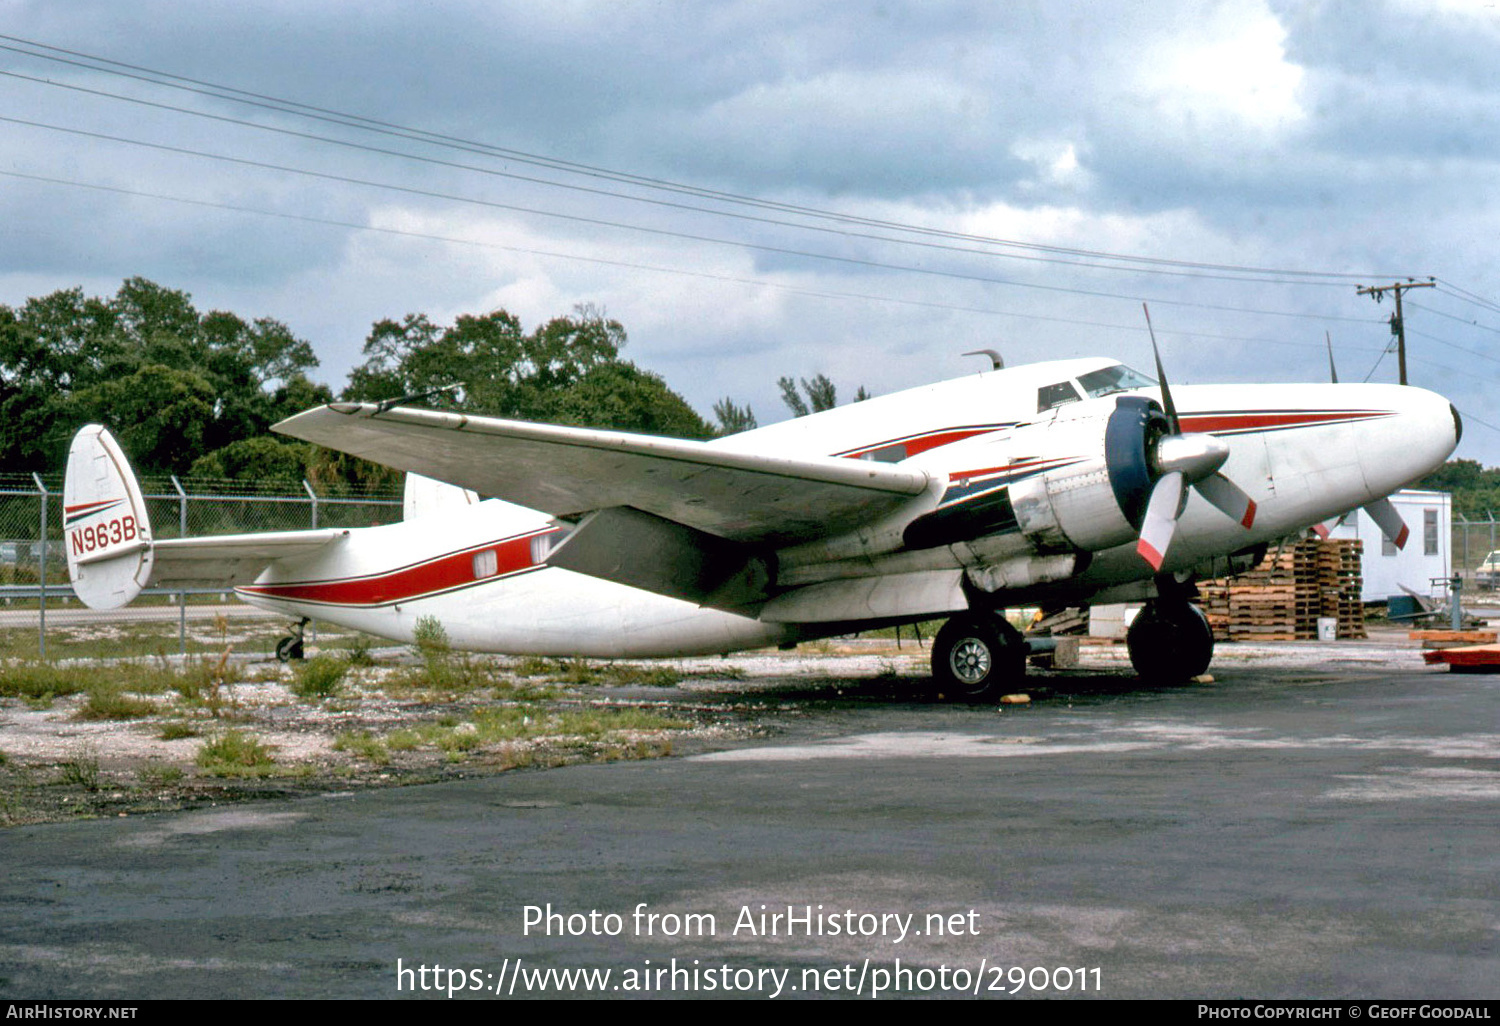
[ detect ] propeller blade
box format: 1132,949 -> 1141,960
1364,496 -> 1410,550
1309,511 -> 1349,540
1194,472 -> 1257,529
1142,302 -> 1179,433
1137,470 -> 1185,571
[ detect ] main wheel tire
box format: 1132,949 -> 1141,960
1126,601 -> 1213,683
932,613 -> 1026,703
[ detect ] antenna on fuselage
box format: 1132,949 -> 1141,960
963,348 -> 1003,371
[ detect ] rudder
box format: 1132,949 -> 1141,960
63,425 -> 155,609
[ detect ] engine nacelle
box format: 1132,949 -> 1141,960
905,395 -> 1167,556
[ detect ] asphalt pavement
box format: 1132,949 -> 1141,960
1,660 -> 1496,1000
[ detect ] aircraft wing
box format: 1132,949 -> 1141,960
275,404 -> 929,545
147,530 -> 350,588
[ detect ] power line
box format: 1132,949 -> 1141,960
0,114 -> 1389,325
0,67 -> 1371,290
1,167 -> 1390,362
0,32 -> 1415,283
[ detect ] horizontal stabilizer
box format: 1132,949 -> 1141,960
151,530 -> 350,588
276,403 -> 929,545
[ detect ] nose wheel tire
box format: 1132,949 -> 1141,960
932,613 -> 1026,703
1126,600 -> 1213,683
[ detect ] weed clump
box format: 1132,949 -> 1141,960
74,686 -> 157,721
0,662 -> 90,704
58,748 -> 100,789
196,731 -> 276,777
333,731 -> 390,766
292,656 -> 348,699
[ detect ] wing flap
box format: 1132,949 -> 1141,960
275,404 -> 929,544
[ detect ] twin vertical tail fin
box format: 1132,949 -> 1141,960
63,425 -> 155,609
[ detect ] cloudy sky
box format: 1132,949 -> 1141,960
2,0 -> 1499,462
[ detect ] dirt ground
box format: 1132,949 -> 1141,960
0,637 -> 951,826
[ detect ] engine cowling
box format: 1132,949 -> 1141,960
905,395 -> 1171,555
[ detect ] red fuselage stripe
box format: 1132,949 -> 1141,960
1178,410 -> 1390,434
239,532 -> 546,606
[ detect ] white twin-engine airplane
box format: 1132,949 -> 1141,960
62,354 -> 1460,700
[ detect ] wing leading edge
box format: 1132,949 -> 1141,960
274,403 -> 930,546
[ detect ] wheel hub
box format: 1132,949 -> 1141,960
949,637 -> 992,685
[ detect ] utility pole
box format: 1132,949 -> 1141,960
1355,278 -> 1434,385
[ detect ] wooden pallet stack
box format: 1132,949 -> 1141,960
1315,539 -> 1365,638
1200,538 -> 1365,641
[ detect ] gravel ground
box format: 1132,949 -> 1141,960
0,627 -> 1446,826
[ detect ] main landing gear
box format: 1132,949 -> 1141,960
275,618 -> 309,663
930,596 -> 1214,700
930,611 -> 1027,703
1125,600 -> 1214,683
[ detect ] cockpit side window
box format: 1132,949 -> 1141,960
1037,380 -> 1083,413
1077,364 -> 1155,398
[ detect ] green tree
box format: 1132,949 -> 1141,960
712,397 -> 758,435
342,305 -> 710,437
0,278 -> 324,476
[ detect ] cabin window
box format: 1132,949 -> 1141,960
472,549 -> 498,579
530,526 -> 572,564
1037,381 -> 1082,413
860,443 -> 908,463
1424,509 -> 1439,556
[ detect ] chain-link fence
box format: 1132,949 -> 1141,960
0,473 -> 402,661
1453,513 -> 1500,591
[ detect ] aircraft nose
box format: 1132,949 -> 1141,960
1383,385 -> 1460,487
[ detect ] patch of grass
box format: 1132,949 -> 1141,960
158,721 -> 200,740
74,685 -> 157,721
394,617 -> 498,692
345,633 -> 377,667
513,659 -> 682,688
196,731 -> 276,777
511,656 -> 557,677
0,662 -> 91,702
58,748 -> 100,790
0,748 -> 8,766
333,731 -> 390,766
371,704 -> 690,762
138,762 -> 184,786
291,655 -> 348,700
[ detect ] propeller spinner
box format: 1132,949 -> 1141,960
1135,305 -> 1258,570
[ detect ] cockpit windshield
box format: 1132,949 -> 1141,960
1077,363 -> 1155,398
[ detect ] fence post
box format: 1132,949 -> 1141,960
32,472 -> 47,660
172,475 -> 187,655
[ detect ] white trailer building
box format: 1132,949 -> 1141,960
1330,489 -> 1451,602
